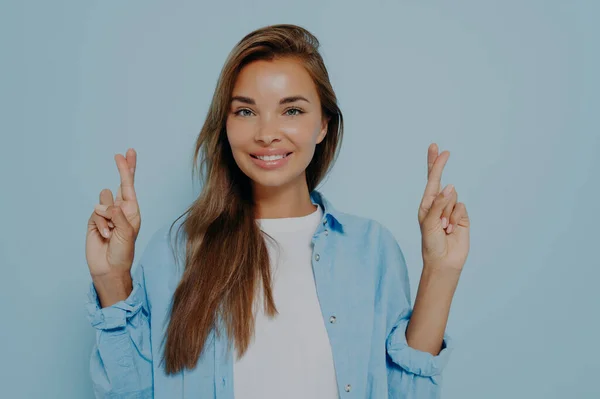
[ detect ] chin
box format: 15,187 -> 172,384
244,166 -> 305,190
249,174 -> 294,188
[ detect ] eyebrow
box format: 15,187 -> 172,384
230,95 -> 310,105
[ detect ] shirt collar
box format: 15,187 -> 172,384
309,190 -> 347,232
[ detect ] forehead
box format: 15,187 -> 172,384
232,57 -> 318,102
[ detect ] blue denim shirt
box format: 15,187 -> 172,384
85,190 -> 453,398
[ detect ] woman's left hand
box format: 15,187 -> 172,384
418,143 -> 470,273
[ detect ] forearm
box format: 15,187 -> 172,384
406,267 -> 461,355
92,273 -> 133,308
87,269 -> 153,397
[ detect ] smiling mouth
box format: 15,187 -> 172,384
250,152 -> 293,160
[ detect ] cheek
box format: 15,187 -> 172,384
226,118 -> 250,150
283,117 -> 324,145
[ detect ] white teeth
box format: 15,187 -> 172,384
255,154 -> 287,161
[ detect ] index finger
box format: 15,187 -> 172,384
114,149 -> 137,201
424,144 -> 449,199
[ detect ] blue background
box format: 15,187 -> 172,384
1,1 -> 598,398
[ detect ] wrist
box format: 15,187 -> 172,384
422,263 -> 463,281
413,266 -> 461,319
92,273 -> 133,308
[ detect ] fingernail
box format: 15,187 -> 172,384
447,224 -> 454,233
95,204 -> 109,212
103,228 -> 110,237
442,217 -> 448,228
443,184 -> 454,197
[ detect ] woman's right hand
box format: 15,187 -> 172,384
86,148 -> 142,280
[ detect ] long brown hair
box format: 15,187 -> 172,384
162,24 -> 344,374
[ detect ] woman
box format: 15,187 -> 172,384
85,24 -> 470,398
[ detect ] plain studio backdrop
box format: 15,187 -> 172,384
1,1 -> 598,398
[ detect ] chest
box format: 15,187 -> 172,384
149,231 -> 385,398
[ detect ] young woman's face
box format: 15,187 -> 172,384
226,57 -> 327,192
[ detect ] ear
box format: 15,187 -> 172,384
316,116 -> 329,144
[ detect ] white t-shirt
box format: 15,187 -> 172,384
233,204 -> 339,399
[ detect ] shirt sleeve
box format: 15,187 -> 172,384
378,223 -> 454,398
85,261 -> 153,399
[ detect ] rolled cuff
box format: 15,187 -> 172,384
85,280 -> 145,330
386,311 -> 453,381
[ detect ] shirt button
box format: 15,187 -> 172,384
345,384 -> 352,392
323,219 -> 327,225
315,254 -> 320,261
329,315 -> 336,323
324,229 -> 329,236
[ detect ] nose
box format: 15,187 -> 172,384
254,115 -> 282,145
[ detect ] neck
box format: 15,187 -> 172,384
253,179 -> 316,219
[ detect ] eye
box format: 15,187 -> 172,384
285,107 -> 304,116
234,108 -> 254,117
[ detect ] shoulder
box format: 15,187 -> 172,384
333,211 -> 408,297
334,210 -> 398,249
335,210 -> 406,268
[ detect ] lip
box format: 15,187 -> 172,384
249,152 -> 293,170
250,148 -> 293,157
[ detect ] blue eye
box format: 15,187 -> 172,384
235,109 -> 253,117
285,108 -> 303,116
